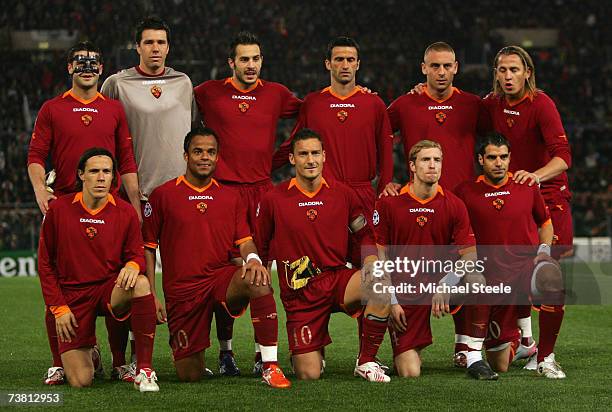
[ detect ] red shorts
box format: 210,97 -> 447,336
282,268 -> 360,355
166,266 -> 240,361
547,199 -> 574,259
484,305 -> 520,350
389,305 -> 432,357
58,277 -> 128,354
347,183 -> 375,266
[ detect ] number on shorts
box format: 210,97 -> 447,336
292,325 -> 313,347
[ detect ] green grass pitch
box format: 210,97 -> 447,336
1,275 -> 610,411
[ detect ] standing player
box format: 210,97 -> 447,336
256,129 -> 390,383
38,148 -> 158,391
482,46 -> 572,372
375,140 -> 489,378
27,41 -> 141,384
193,31 -> 301,374
384,42 -> 485,367
142,127 -> 290,388
101,16 -> 198,375
455,133 -> 565,378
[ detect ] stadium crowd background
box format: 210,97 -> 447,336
0,0 -> 610,251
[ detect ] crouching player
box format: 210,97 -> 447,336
454,133 -> 565,378
375,140 -> 487,378
256,128 -> 390,382
142,127 -> 290,388
37,148 -> 158,391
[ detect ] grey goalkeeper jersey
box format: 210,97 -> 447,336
101,67 -> 197,198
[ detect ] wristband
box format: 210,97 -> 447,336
246,253 -> 262,265
537,243 -> 551,256
439,271 -> 462,287
390,292 -> 398,305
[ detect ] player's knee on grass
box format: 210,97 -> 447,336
486,346 -> 510,372
133,275 -> 151,298
292,352 -> 322,380
535,263 -> 563,294
394,350 -> 421,377
175,354 -> 205,382
62,350 -> 94,387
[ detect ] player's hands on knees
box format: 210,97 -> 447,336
116,264 -> 140,290
242,260 -> 270,287
390,304 -> 407,333
380,182 -> 401,198
431,293 -> 450,319
407,82 -> 426,95
153,294 -> 167,324
56,311 -> 78,343
513,170 -> 540,186
34,187 -> 57,215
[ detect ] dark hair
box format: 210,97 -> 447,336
134,16 -> 171,45
476,132 -> 511,157
290,128 -> 323,153
75,148 -> 117,191
326,36 -> 360,60
228,31 -> 261,60
183,126 -> 219,153
66,41 -> 102,64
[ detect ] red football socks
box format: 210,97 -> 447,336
130,293 -> 156,370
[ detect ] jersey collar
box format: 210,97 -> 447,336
321,86 -> 364,101
72,192 -> 116,215
63,89 -> 105,105
134,65 -> 167,77
288,177 -> 329,198
475,172 -> 513,188
423,86 -> 460,104
225,77 -> 263,93
176,175 -> 219,192
399,183 -> 444,204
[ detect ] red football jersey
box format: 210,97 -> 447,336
387,87 -> 485,191
38,193 -> 144,307
193,78 -> 301,184
481,91 -> 572,202
142,176 -> 252,301
454,174 -> 551,283
28,90 -> 137,196
255,178 -> 375,297
272,87 -> 394,195
374,184 -> 475,250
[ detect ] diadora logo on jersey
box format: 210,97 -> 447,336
80,218 -> 105,224
73,108 -> 99,113
330,103 -> 355,108
232,95 -> 257,100
142,80 -> 166,85
503,109 -> 520,116
428,105 -> 453,110
298,201 -> 324,207
409,208 -> 434,213
484,191 -> 510,197
188,195 -> 214,200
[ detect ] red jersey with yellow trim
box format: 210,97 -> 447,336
387,87 -> 484,191
374,184 -> 475,249
255,178 -> 375,297
38,193 -> 144,307
28,90 -> 137,196
481,91 -> 572,202
272,87 -> 394,194
454,174 -> 551,280
142,176 -> 251,300
193,78 -> 301,184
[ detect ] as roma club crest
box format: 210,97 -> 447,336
81,114 -> 93,126
492,198 -> 505,210
306,208 -> 318,221
435,111 -> 446,125
150,85 -> 162,99
238,102 -> 250,113
416,215 -> 428,227
85,226 -> 98,239
196,202 -> 208,214
506,117 -> 514,128
337,110 -> 348,123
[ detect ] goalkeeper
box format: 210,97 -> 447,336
255,128 -> 391,383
